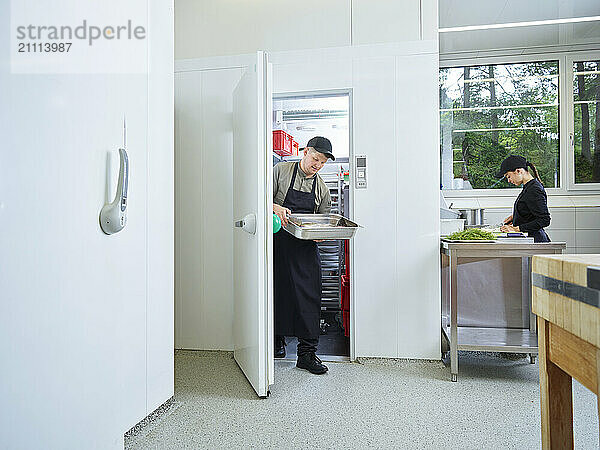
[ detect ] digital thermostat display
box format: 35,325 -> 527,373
355,155 -> 367,189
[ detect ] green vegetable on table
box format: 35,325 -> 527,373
447,228 -> 496,241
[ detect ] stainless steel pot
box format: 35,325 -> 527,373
458,208 -> 485,226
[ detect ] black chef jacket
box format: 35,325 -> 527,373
512,178 -> 551,233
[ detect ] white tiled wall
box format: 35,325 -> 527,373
483,208 -> 511,226
576,207 -> 600,229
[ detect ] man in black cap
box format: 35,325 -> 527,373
272,136 -> 334,374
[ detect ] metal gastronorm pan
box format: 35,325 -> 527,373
282,214 -> 360,240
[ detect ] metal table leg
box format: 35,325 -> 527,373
522,256 -> 536,333
450,251 -> 458,382
524,256 -> 537,365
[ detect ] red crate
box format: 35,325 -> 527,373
273,130 -> 293,156
292,140 -> 299,155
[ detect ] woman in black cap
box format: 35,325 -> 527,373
497,155 -> 551,242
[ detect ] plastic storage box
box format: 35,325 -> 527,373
273,130 -> 293,157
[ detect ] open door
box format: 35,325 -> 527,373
232,51 -> 274,398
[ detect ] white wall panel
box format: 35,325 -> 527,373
421,0 -> 440,41
477,197 -> 516,209
548,208 -> 576,229
484,208 -> 512,225
571,196 -> 600,207
548,197 -> 577,208
175,0 -> 351,60
393,52 -> 440,358
174,0 -> 438,60
146,0 -> 175,414
545,229 -> 576,248
577,230 -> 600,248
575,207 -> 600,229
352,56 -> 399,357
1,79 -> 147,450
352,0 -> 420,44
0,0 -> 174,446
273,59 -> 353,94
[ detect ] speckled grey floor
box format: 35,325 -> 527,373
126,350 -> 598,449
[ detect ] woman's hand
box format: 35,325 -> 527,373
503,214 -> 513,225
273,204 -> 291,226
500,224 -> 520,232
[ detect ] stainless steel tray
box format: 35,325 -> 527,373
282,214 -> 360,240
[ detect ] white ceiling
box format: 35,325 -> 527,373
439,0 -> 600,28
439,0 -> 600,55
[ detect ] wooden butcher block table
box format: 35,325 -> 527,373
532,254 -> 600,449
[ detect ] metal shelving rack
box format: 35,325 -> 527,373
318,171 -> 345,313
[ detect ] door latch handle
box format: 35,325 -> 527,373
100,148 -> 129,235
234,213 -> 256,235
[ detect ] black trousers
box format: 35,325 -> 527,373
277,335 -> 318,356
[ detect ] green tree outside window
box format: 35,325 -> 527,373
440,61 -> 559,190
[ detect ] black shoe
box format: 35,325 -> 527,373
296,353 -> 328,374
275,336 -> 286,358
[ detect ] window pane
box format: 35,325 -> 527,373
573,60 -> 600,184
440,61 -> 559,190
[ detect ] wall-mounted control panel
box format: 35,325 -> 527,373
355,155 -> 367,189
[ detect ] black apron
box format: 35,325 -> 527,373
512,190 -> 550,243
274,163 -> 322,339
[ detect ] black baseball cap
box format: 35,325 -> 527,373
301,136 -> 335,161
496,155 -> 528,178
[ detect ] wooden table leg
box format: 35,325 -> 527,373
538,317 -> 574,449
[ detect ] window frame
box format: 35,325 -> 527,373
565,50 -> 600,191
439,53 -> 569,197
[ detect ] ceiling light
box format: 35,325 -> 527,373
439,15 -> 600,33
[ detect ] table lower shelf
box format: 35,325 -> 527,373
444,326 -> 538,353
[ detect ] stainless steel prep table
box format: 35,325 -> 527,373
440,239 -> 566,382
